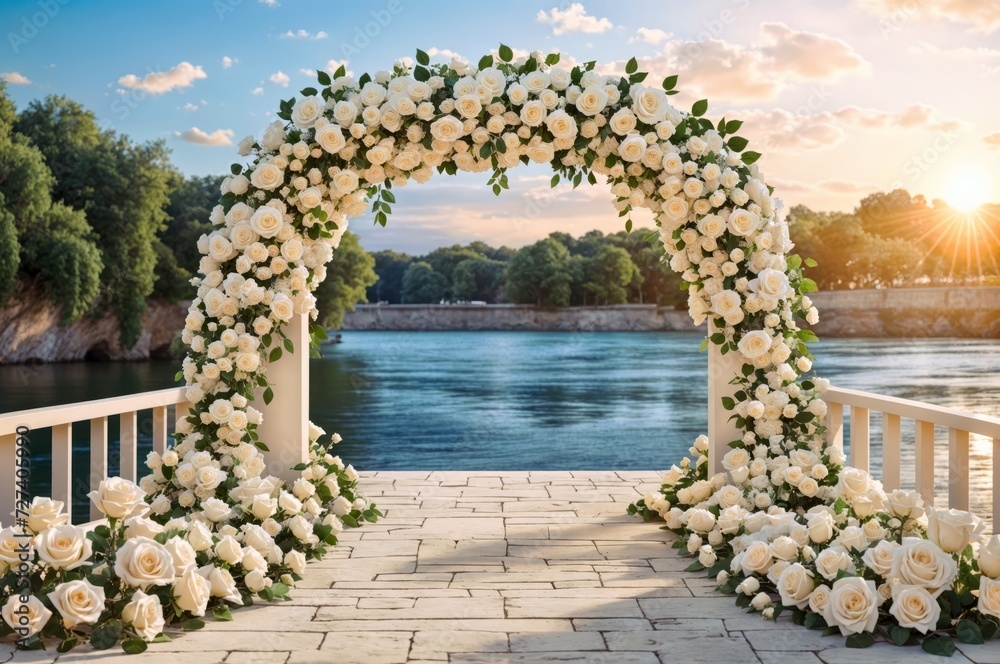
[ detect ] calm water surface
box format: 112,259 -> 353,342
1,332 -> 997,521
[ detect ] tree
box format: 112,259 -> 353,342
505,238 -> 573,306
584,245 -> 640,305
452,257 -> 505,302
314,231 -> 378,329
16,95 -> 174,347
160,174 -> 222,276
366,250 -> 412,304
423,244 -> 485,298
0,201 -> 18,302
402,261 -> 448,303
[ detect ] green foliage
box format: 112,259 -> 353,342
160,174 -> 223,277
583,245 -> 641,305
402,261 -> 449,303
366,250 -> 412,304
505,237 -> 573,307
0,125 -> 54,228
0,199 -> 18,303
452,257 -> 506,302
314,231 -> 378,329
151,239 -> 192,301
16,95 -> 174,347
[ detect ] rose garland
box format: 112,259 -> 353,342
2,45 -> 997,655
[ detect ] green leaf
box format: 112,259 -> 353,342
786,254 -> 802,270
90,620 -> 124,650
662,74 -> 678,91
300,87 -> 318,97
213,606 -> 234,622
625,57 -> 638,74
121,638 -> 148,654
382,189 -> 396,204
263,387 -> 274,405
684,561 -> 706,572
800,277 -> 819,293
316,70 -> 331,86
742,151 -> 762,165
416,48 -> 430,66
797,329 -> 819,342
551,174 -> 560,188
283,337 -> 294,353
334,64 -> 346,79
341,514 -> 359,528
721,396 -> 735,410
625,218 -> 632,232
889,625 -> 911,646
846,633 -> 874,649
545,53 -> 560,65
358,72 -> 371,87
957,619 -> 985,644
57,637 -> 79,653
414,65 -> 430,82
269,347 -> 283,363
922,635 -> 956,657
726,136 -> 749,152
230,164 -> 242,176
182,618 -> 206,631
478,54 -> 493,70
498,44 -> 513,62
629,72 -> 648,84
805,257 -> 818,268
692,99 -> 708,117
725,119 -> 743,134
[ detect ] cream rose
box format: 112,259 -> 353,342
2,594 -> 52,638
544,110 -> 577,140
48,580 -> 105,628
314,123 -> 346,154
291,95 -> 323,129
618,134 -> 647,163
115,537 -> 175,590
173,567 -> 211,617
889,584 -> 940,634
122,590 -> 166,642
777,563 -> 815,609
25,497 -> 69,533
862,539 -> 899,578
727,208 -> 759,236
249,207 -> 283,239
926,507 -> 983,554
737,331 -> 772,360
431,115 -> 464,142
632,87 -> 668,124
88,477 -> 146,519
979,577 -> 1000,620
575,86 -> 608,116
815,546 -> 854,581
35,524 -> 92,570
888,539 -> 958,597
739,540 -> 774,576
824,577 -> 878,636
249,162 -> 284,191
979,535 -> 1000,578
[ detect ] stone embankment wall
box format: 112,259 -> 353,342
341,288 -> 1000,338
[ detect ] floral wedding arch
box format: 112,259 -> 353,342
2,46 -> 998,655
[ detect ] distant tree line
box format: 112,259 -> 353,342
366,229 -> 688,307
789,192 -> 999,290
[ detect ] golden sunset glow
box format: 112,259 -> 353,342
942,171 -> 992,212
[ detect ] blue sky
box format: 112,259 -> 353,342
2,0 -> 998,254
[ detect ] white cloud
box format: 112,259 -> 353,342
1,72 -> 31,85
629,28 -> 671,44
981,132 -> 1000,148
280,29 -> 327,40
251,87 -> 264,95
616,24 -> 868,103
857,0 -> 1000,33
536,3 -> 613,35
259,0 -> 279,6
427,47 -> 464,61
182,102 -> 199,111
299,68 -> 316,77
268,70 -> 290,87
734,104 -> 965,154
909,42 -> 1000,74
222,56 -> 237,69
770,178 -> 878,195
325,59 -> 352,76
118,62 -> 206,94
757,22 -> 869,80
177,127 -> 234,146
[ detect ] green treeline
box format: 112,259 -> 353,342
367,230 -> 687,307
0,85 -> 374,347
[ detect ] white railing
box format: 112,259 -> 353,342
824,386 -> 1000,525
0,387 -> 189,522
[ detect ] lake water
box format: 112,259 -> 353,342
1,332 -> 997,523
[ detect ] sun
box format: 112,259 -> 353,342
942,170 -> 992,212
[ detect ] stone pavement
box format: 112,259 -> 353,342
4,471 -> 997,663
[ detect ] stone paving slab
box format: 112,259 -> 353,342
6,471 -> 994,664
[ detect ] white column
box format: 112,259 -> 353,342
707,321 -> 742,477
254,313 -> 310,485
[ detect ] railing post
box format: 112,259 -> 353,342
948,428 -> 969,510
253,312 -> 310,485
707,322 -> 742,477
0,434 -> 15,528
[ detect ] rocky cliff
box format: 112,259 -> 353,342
0,284 -> 187,364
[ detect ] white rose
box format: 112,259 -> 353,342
979,535 -> 1000,578
618,134 -> 647,163
979,577 -> 1000,620
926,507 -> 983,554
814,546 -> 854,581
215,535 -> 243,565
575,86 -> 608,116
48,580 -> 105,628
885,489 -> 924,520
245,569 -> 268,592
686,509 -> 716,533
824,577 -> 878,636
631,87 -> 668,124
198,565 -> 243,604
888,539 -> 958,597
710,290 -> 741,317
249,206 -> 283,239
88,477 -> 146,519
249,162 -> 284,191
727,208 -> 759,236
455,94 -> 482,119
291,95 -> 323,129
740,540 -> 774,576
165,537 -> 198,577
314,123 -> 346,155
284,549 -> 307,575
115,537 -> 175,590
35,524 -> 92,570
122,590 -> 166,642
25,497 -> 69,533
431,115 -> 464,142
737,331 -> 772,360
777,563 -> 815,609
2,594 -> 52,638
173,567 -> 211,617
888,584 -> 940,634
201,497 -> 232,522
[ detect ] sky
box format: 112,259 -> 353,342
2,0 -> 999,254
